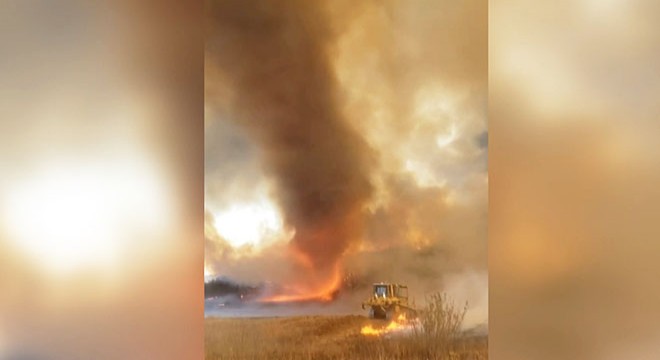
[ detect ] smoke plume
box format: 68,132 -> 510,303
205,0 -> 487,325
206,0 -> 373,285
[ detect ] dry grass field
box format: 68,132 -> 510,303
205,295 -> 487,360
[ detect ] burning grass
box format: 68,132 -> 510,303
360,313 -> 414,336
205,293 -> 487,359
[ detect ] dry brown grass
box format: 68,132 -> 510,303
205,294 -> 487,360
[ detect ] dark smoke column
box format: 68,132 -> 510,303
206,0 -> 373,287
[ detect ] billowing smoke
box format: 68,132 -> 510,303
205,210 -> 233,273
205,0 -> 487,325
206,0 -> 373,286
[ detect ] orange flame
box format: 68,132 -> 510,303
259,265 -> 342,303
361,314 -> 409,336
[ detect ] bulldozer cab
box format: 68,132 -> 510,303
374,284 -> 388,297
372,283 -> 408,300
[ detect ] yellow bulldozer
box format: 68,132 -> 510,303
361,282 -> 417,320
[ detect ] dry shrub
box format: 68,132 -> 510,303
413,292 -> 469,357
349,292 -> 484,360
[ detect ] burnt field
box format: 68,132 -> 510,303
205,315 -> 487,360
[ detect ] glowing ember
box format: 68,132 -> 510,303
361,314 -> 411,336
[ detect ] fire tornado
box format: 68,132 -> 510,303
206,0 -> 373,299
205,0 -> 488,325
